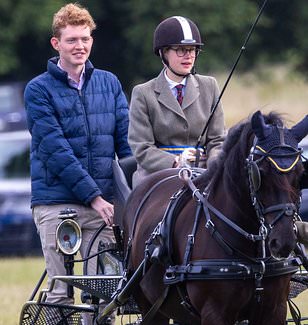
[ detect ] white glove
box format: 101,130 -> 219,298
179,148 -> 205,167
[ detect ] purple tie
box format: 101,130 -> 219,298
175,84 -> 184,106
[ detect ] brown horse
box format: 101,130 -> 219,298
123,111 -> 308,325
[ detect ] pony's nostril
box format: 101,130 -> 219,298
270,238 -> 279,252
270,238 -> 294,258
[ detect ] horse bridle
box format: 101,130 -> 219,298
246,131 -> 302,257
180,128 -> 303,258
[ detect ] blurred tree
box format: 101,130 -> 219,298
86,0 -> 132,94
0,0 -> 66,81
0,0 -> 308,93
248,0 -> 298,65
292,0 -> 308,74
0,0 -> 262,94
122,0 -> 259,92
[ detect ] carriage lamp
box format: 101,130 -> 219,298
56,208 -> 82,255
56,208 -> 82,298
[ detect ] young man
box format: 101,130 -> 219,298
128,16 -> 226,187
24,2 -> 131,311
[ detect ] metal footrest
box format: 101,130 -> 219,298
19,301 -> 94,325
118,296 -> 141,315
55,275 -> 141,315
55,275 -> 122,302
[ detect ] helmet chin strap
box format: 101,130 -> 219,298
160,50 -> 196,78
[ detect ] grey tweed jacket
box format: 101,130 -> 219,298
128,69 -> 226,181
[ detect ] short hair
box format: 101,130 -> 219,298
52,3 -> 96,38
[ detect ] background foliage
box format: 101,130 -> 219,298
0,0 -> 308,96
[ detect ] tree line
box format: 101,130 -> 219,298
0,0 -> 307,97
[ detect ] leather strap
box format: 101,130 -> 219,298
140,286 -> 170,325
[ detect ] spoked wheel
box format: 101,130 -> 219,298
83,223 -> 107,275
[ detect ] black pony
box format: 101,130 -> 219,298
123,111 -> 308,325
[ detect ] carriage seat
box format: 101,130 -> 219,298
113,156 -> 137,228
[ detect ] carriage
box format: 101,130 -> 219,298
20,111 -> 308,325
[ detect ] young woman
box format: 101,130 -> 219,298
128,16 -> 226,186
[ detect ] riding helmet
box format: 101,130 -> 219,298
153,16 -> 204,56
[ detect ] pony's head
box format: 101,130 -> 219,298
248,111 -> 308,258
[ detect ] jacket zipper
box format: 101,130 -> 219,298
78,87 -> 92,175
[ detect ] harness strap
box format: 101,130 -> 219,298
204,219 -> 234,256
249,287 -> 265,325
263,203 -> 297,228
165,188 -> 189,265
182,201 -> 203,267
204,199 -> 262,241
176,284 -> 201,320
180,169 -> 268,262
130,174 -> 178,241
140,286 -> 170,325
124,174 -> 178,268
164,257 -> 300,285
181,172 -> 263,242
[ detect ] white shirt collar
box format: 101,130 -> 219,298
57,60 -> 86,90
164,69 -> 187,89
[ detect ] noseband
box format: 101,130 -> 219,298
246,129 -> 302,256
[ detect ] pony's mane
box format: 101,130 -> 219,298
197,112 -> 286,195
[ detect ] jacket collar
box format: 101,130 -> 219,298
47,57 -> 94,84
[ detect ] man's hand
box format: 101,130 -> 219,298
91,196 -> 114,226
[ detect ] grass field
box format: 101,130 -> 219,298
0,257 -> 141,325
0,66 -> 307,325
217,64 -> 306,127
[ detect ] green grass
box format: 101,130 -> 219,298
0,257 -> 307,324
0,257 -> 139,325
0,257 -> 46,325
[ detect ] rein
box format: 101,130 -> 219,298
179,168 -> 264,253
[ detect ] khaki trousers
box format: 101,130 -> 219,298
33,204 -> 114,305
296,220 -> 308,246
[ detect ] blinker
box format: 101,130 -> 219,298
250,161 -> 261,191
256,145 -> 300,173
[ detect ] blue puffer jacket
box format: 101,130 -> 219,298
24,57 -> 132,206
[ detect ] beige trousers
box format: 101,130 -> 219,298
296,220 -> 308,246
33,203 -> 114,305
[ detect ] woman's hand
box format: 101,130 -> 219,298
179,148 -> 206,167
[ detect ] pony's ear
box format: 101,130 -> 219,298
290,115 -> 308,142
251,110 -> 272,140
